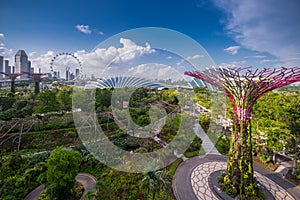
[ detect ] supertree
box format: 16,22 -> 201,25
0,72 -> 23,93
24,72 -> 48,94
185,66 -> 300,198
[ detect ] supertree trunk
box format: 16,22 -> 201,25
34,81 -> 40,94
11,79 -> 15,93
0,73 -> 23,93
24,73 -> 47,94
185,66 -> 300,198
225,105 -> 256,196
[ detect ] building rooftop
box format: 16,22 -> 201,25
15,50 -> 28,57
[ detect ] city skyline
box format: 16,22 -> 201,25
1,0 -> 300,77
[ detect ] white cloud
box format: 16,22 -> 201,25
220,60 -> 247,68
30,51 -> 56,73
30,38 -> 155,77
213,0 -> 300,66
186,54 -> 204,60
29,51 -> 37,57
244,55 -> 267,59
224,46 -> 240,55
75,24 -> 92,34
0,33 -> 13,58
127,63 -> 183,81
260,59 -> 281,64
97,31 -> 104,36
0,33 -> 5,40
0,47 -> 13,57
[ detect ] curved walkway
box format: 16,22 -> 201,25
173,154 -> 300,200
24,173 -> 96,200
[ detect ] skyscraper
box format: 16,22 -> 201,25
76,68 -> 79,77
0,56 -> 3,78
4,60 -> 10,73
15,50 -> 29,79
28,60 -> 31,74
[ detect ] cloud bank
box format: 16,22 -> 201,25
213,0 -> 300,66
0,33 -> 13,57
30,38 -> 155,76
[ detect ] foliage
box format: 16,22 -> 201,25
218,173 -> 265,200
193,86 -> 211,108
56,87 -> 72,111
184,136 -> 203,157
0,95 -> 15,111
161,89 -> 179,105
1,128 -> 78,153
252,92 -> 299,163
141,169 -> 173,200
0,97 -> 33,120
34,91 -> 60,113
215,134 -> 230,155
41,147 -> 82,200
199,114 -> 210,132
258,152 -> 271,163
95,88 -> 112,109
0,153 -> 49,200
167,158 -> 183,176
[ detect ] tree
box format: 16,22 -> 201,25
193,86 -> 212,108
199,114 -> 210,132
161,89 -> 179,105
141,169 -> 172,200
0,95 -> 15,111
185,66 -> 300,199
42,147 -> 82,199
56,87 -> 72,111
34,91 -> 60,113
286,95 -> 300,173
95,88 -> 112,109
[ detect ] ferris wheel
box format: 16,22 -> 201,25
49,52 -> 82,81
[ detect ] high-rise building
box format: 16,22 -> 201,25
28,60 -> 31,74
0,56 -> 3,78
15,50 -> 29,79
66,68 -> 69,80
4,60 -> 10,73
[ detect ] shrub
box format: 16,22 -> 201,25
215,134 -> 230,155
258,152 -> 271,163
199,115 -> 210,132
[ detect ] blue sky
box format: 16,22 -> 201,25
1,0 -> 300,75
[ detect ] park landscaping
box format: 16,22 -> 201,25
0,80 -> 299,199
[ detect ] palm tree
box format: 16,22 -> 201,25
84,191 -> 96,200
141,169 -> 172,200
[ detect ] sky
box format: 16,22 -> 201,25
1,0 -> 300,77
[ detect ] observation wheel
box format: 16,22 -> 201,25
49,52 -> 82,81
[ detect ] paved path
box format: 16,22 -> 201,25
173,154 -> 300,200
76,173 -> 97,200
24,184 -> 45,200
24,173 -> 97,200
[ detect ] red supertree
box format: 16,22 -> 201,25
0,72 -> 24,93
185,66 -> 300,198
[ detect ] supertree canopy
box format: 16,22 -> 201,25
185,66 -> 300,198
25,73 -> 48,94
0,72 -> 23,93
